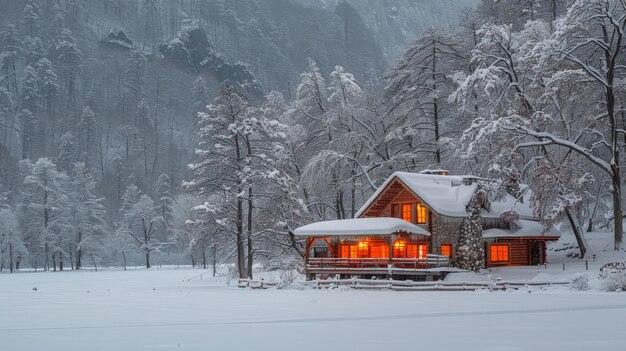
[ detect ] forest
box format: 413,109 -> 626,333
0,0 -> 624,279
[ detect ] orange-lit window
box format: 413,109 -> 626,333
441,172 -> 447,176
369,242 -> 390,258
406,244 -> 418,258
340,245 -> 349,258
416,203 -> 427,223
401,204 -> 412,222
418,244 -> 427,259
490,244 -> 509,263
350,245 -> 358,258
358,241 -> 369,257
397,242 -> 427,258
441,244 -> 452,257
393,240 -> 406,258
340,244 -> 359,258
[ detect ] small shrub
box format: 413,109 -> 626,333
569,273 -> 590,291
277,269 -> 298,289
601,270 -> 626,292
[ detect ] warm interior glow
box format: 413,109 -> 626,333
340,240 -> 389,259
441,244 -> 452,257
401,204 -> 412,222
416,203 -> 427,223
394,240 -> 427,259
369,242 -> 390,258
490,244 -> 509,262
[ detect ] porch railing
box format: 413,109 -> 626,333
307,254 -> 449,270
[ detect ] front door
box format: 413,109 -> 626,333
529,241 -> 542,265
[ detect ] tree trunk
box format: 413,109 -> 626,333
235,133 -> 245,279
91,253 -> 98,272
145,250 -> 151,269
246,187 -> 254,279
44,242 -> 49,271
432,38 -> 441,164
611,171 -> 623,250
76,229 -> 82,270
565,207 -> 588,258
212,244 -> 217,277
59,251 -> 64,271
9,242 -> 13,274
202,245 -> 206,269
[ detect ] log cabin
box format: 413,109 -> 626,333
294,170 -> 560,280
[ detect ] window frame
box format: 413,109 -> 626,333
490,244 -> 510,263
401,204 -> 413,223
416,203 -> 427,224
441,243 -> 452,257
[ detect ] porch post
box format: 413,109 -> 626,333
388,234 -> 394,263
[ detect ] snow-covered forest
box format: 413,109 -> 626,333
0,0 -> 624,277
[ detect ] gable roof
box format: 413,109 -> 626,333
294,217 -> 431,237
355,171 -> 536,220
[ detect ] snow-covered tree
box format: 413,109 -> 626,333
0,207 -> 26,273
78,106 -> 97,163
67,163 -> 108,269
121,194 -> 165,268
18,158 -> 69,271
154,173 -> 175,235
385,28 -> 464,165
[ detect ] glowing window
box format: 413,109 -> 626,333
406,244 -> 418,258
340,245 -> 349,258
401,204 -> 412,222
403,244 -> 427,258
416,203 -> 427,223
418,244 -> 427,259
340,244 -> 359,258
393,240 -> 406,258
441,244 -> 452,257
369,242 -> 390,258
490,244 -> 510,263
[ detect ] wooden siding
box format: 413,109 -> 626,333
485,238 -> 549,267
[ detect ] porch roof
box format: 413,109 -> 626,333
482,219 -> 561,238
294,217 -> 431,237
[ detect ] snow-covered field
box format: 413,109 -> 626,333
1,231 -> 625,351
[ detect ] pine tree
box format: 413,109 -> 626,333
78,106 -> 97,163
154,173 -> 175,229
22,0 -> 41,38
67,162 -> 108,269
0,25 -> 19,97
18,158 -> 69,271
0,207 -> 26,273
56,132 -> 76,173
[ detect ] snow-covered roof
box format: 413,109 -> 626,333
355,172 -> 479,218
486,187 -> 535,220
482,219 -> 560,238
355,171 -> 536,220
293,217 -> 431,237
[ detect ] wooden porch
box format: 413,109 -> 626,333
306,255 -> 451,277
304,235 -> 453,280
295,217 -> 456,280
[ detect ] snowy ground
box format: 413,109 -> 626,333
1,232 -> 626,351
